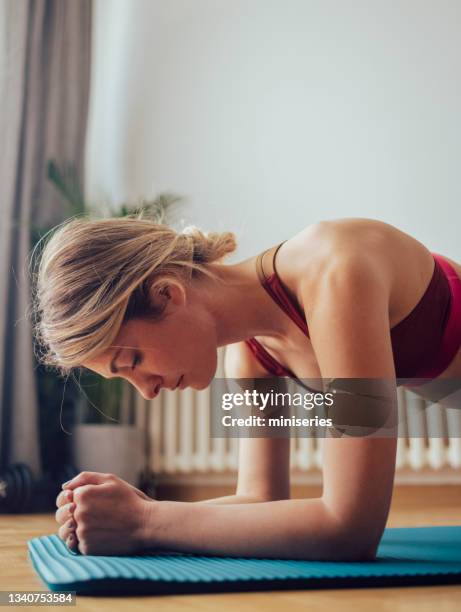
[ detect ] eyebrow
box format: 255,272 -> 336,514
110,348 -> 123,374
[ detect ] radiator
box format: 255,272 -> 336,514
134,349 -> 461,485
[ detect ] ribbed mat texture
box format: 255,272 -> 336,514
28,526 -> 461,595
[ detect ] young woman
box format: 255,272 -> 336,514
38,216 -> 461,559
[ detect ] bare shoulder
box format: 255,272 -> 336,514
279,218 -> 395,297
280,218 -> 439,323
288,217 -> 429,271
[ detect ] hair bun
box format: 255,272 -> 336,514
180,225 -> 237,264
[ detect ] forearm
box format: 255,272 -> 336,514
142,497 -> 365,561
193,493 -> 270,504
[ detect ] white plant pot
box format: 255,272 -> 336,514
71,424 -> 143,486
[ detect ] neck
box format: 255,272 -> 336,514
190,257 -> 291,348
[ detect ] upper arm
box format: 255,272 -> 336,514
224,342 -> 291,501
302,255 -> 398,553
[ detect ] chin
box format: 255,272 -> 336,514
185,358 -> 217,391
189,380 -> 207,391
191,373 -> 214,391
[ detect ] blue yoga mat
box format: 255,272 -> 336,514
28,526 -> 461,595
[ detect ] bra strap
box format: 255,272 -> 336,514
256,240 -> 286,285
272,240 -> 287,279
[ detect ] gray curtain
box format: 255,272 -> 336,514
0,0 -> 91,478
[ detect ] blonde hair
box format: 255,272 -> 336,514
31,214 -> 237,376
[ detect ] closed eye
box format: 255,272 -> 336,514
131,353 -> 142,370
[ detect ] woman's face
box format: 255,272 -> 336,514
82,283 -> 218,399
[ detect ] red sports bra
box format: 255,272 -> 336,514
245,241 -> 460,382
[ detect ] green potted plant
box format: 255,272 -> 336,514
39,160 -> 183,486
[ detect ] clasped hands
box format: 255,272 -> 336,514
55,471 -> 155,556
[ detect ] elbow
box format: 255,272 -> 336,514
278,499 -> 382,561
334,540 -> 379,562
320,531 -> 379,562
332,523 -> 382,562
292,530 -> 379,562
322,506 -> 383,562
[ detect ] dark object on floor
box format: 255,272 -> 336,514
0,462 -> 79,513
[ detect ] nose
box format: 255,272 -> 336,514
140,379 -> 163,401
142,384 -> 161,401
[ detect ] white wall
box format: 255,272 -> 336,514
85,0 -> 461,260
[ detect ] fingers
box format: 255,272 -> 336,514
58,517 -> 76,541
62,471 -> 115,491
57,508 -> 79,552
64,525 -> 78,552
61,471 -> 154,502
55,502 -> 76,525
66,532 -> 78,552
56,488 -> 73,508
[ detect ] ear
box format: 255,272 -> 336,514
158,282 -> 186,307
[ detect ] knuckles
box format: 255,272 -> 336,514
76,471 -> 116,481
73,484 -> 94,504
56,489 -> 73,508
55,502 -> 74,525
57,471 -> 119,555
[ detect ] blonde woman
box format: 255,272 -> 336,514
36,216 -> 461,559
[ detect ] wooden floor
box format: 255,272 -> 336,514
1,485 -> 460,611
